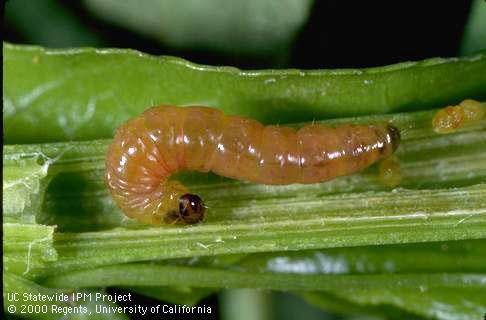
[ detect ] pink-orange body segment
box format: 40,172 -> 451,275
106,106 -> 399,224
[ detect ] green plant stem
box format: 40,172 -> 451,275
43,190 -> 486,277
3,223 -> 57,276
3,108 -> 486,279
5,42 -> 486,320
42,264 -> 485,291
40,265 -> 486,320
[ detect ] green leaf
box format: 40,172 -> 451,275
83,0 -> 313,57
300,288 -> 486,320
3,152 -> 51,223
3,223 -> 57,277
42,264 -> 486,320
219,289 -> 272,320
33,238 -> 486,319
4,272 -> 68,320
299,291 -> 415,320
42,263 -> 486,292
461,0 -> 486,55
41,239 -> 486,320
236,240 -> 486,275
4,0 -> 104,48
4,42 -> 486,143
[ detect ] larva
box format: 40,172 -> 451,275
105,105 -> 400,225
432,99 -> 484,134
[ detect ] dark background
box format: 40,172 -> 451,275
3,1 -> 473,69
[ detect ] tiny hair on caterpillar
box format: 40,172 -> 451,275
105,105 -> 401,225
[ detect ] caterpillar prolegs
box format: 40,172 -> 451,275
106,106 -> 400,225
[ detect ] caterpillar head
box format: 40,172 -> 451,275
159,181 -> 205,225
179,194 -> 205,224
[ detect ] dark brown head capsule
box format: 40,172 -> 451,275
179,194 -> 205,224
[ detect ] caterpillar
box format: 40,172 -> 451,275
105,105 -> 400,225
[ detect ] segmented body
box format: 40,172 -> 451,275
106,105 -> 400,225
